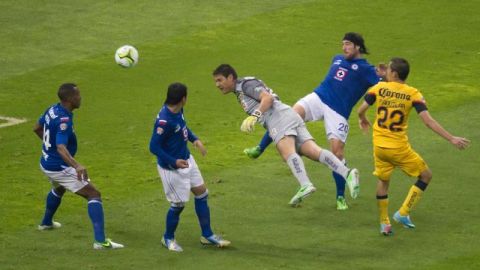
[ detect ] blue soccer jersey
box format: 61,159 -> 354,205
149,105 -> 198,170
314,55 -> 379,119
38,103 -> 77,171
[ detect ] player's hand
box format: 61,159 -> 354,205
358,118 -> 371,134
193,140 -> 207,156
75,164 -> 88,181
450,136 -> 470,150
240,116 -> 258,133
176,159 -> 189,168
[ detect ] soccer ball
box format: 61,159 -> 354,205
115,45 -> 139,68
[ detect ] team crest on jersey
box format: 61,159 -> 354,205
351,64 -> 358,70
156,127 -> 164,135
60,123 -> 68,131
60,117 -> 70,122
334,67 -> 348,81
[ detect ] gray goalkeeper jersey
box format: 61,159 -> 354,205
234,77 -> 290,126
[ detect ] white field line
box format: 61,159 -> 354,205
0,116 -> 28,128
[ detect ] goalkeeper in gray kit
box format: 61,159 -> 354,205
212,64 -> 360,206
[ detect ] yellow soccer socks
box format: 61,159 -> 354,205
399,180 -> 428,216
377,195 -> 390,225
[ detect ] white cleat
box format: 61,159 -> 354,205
37,221 -> 62,231
93,238 -> 124,250
200,234 -> 231,248
346,168 -> 360,199
162,237 -> 183,252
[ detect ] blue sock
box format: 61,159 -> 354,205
258,131 -> 273,152
87,199 -> 105,243
195,193 -> 213,238
164,206 -> 184,240
41,189 -> 62,226
333,172 -> 346,198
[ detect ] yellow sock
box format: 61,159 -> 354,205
377,197 -> 390,224
399,185 -> 424,216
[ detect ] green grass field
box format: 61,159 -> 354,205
1,1 -> 479,269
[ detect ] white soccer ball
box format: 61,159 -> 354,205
115,45 -> 139,68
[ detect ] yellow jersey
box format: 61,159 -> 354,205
365,81 -> 427,148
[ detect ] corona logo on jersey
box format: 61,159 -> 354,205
379,88 -> 411,100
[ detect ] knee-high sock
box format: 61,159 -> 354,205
88,199 -> 105,243
164,206 -> 184,240
399,180 -> 428,216
287,153 -> 311,186
319,150 -> 349,179
41,189 -> 62,226
377,195 -> 390,224
332,159 -> 346,198
258,131 -> 273,152
195,192 -> 213,238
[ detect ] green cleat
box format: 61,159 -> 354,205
243,146 -> 262,159
336,196 -> 348,210
289,183 -> 316,207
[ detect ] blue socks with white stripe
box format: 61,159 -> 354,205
88,198 -> 105,243
195,192 -> 213,238
41,189 -> 62,226
164,206 -> 184,240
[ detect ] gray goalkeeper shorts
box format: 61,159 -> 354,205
265,104 -> 313,149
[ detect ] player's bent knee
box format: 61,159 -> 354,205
54,186 -> 66,196
420,169 -> 432,183
191,184 -> 207,196
194,189 -> 209,199
171,202 -> 185,208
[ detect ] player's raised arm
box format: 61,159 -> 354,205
418,110 -> 470,150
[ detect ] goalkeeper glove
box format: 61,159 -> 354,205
240,110 -> 262,133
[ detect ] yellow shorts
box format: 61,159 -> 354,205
373,144 -> 428,181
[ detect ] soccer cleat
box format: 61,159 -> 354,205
393,211 -> 415,229
345,168 -> 360,199
200,234 -> 231,248
161,237 -> 183,252
380,223 -> 393,236
288,183 -> 316,207
93,238 -> 124,250
243,146 -> 262,159
336,196 -> 348,210
37,221 -> 62,231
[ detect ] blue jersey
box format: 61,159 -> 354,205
314,55 -> 379,119
38,103 -> 77,171
149,105 -> 198,170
